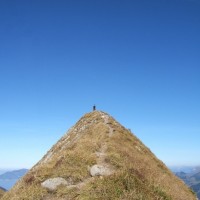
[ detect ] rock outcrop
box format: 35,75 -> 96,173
90,164 -> 112,176
41,177 -> 71,191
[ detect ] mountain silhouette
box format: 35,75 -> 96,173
1,111 -> 196,199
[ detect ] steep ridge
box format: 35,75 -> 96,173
2,111 -> 196,200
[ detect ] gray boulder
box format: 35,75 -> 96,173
90,164 -> 112,177
41,177 -> 69,191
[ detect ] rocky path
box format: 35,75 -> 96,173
41,112 -> 115,193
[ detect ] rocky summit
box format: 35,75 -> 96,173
1,111 -> 197,199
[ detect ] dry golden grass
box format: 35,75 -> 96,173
2,111 -> 197,200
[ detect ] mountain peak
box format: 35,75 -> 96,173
35,110 -> 118,168
1,111 -> 197,200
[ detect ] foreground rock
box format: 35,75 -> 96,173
41,177 -> 70,191
90,164 -> 112,176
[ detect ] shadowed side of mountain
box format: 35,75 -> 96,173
176,170 -> 200,199
0,187 -> 6,199
2,111 -> 197,200
191,183 -> 200,200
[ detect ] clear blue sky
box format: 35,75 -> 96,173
0,0 -> 199,169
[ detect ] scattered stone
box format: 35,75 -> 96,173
41,177 -> 70,191
90,165 -> 112,177
135,146 -> 141,152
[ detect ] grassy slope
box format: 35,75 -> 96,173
2,111 -> 196,200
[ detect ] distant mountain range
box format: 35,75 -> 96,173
174,167 -> 200,200
170,166 -> 200,174
0,170 -> 8,176
0,169 -> 28,190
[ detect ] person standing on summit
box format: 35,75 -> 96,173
93,105 -> 96,111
